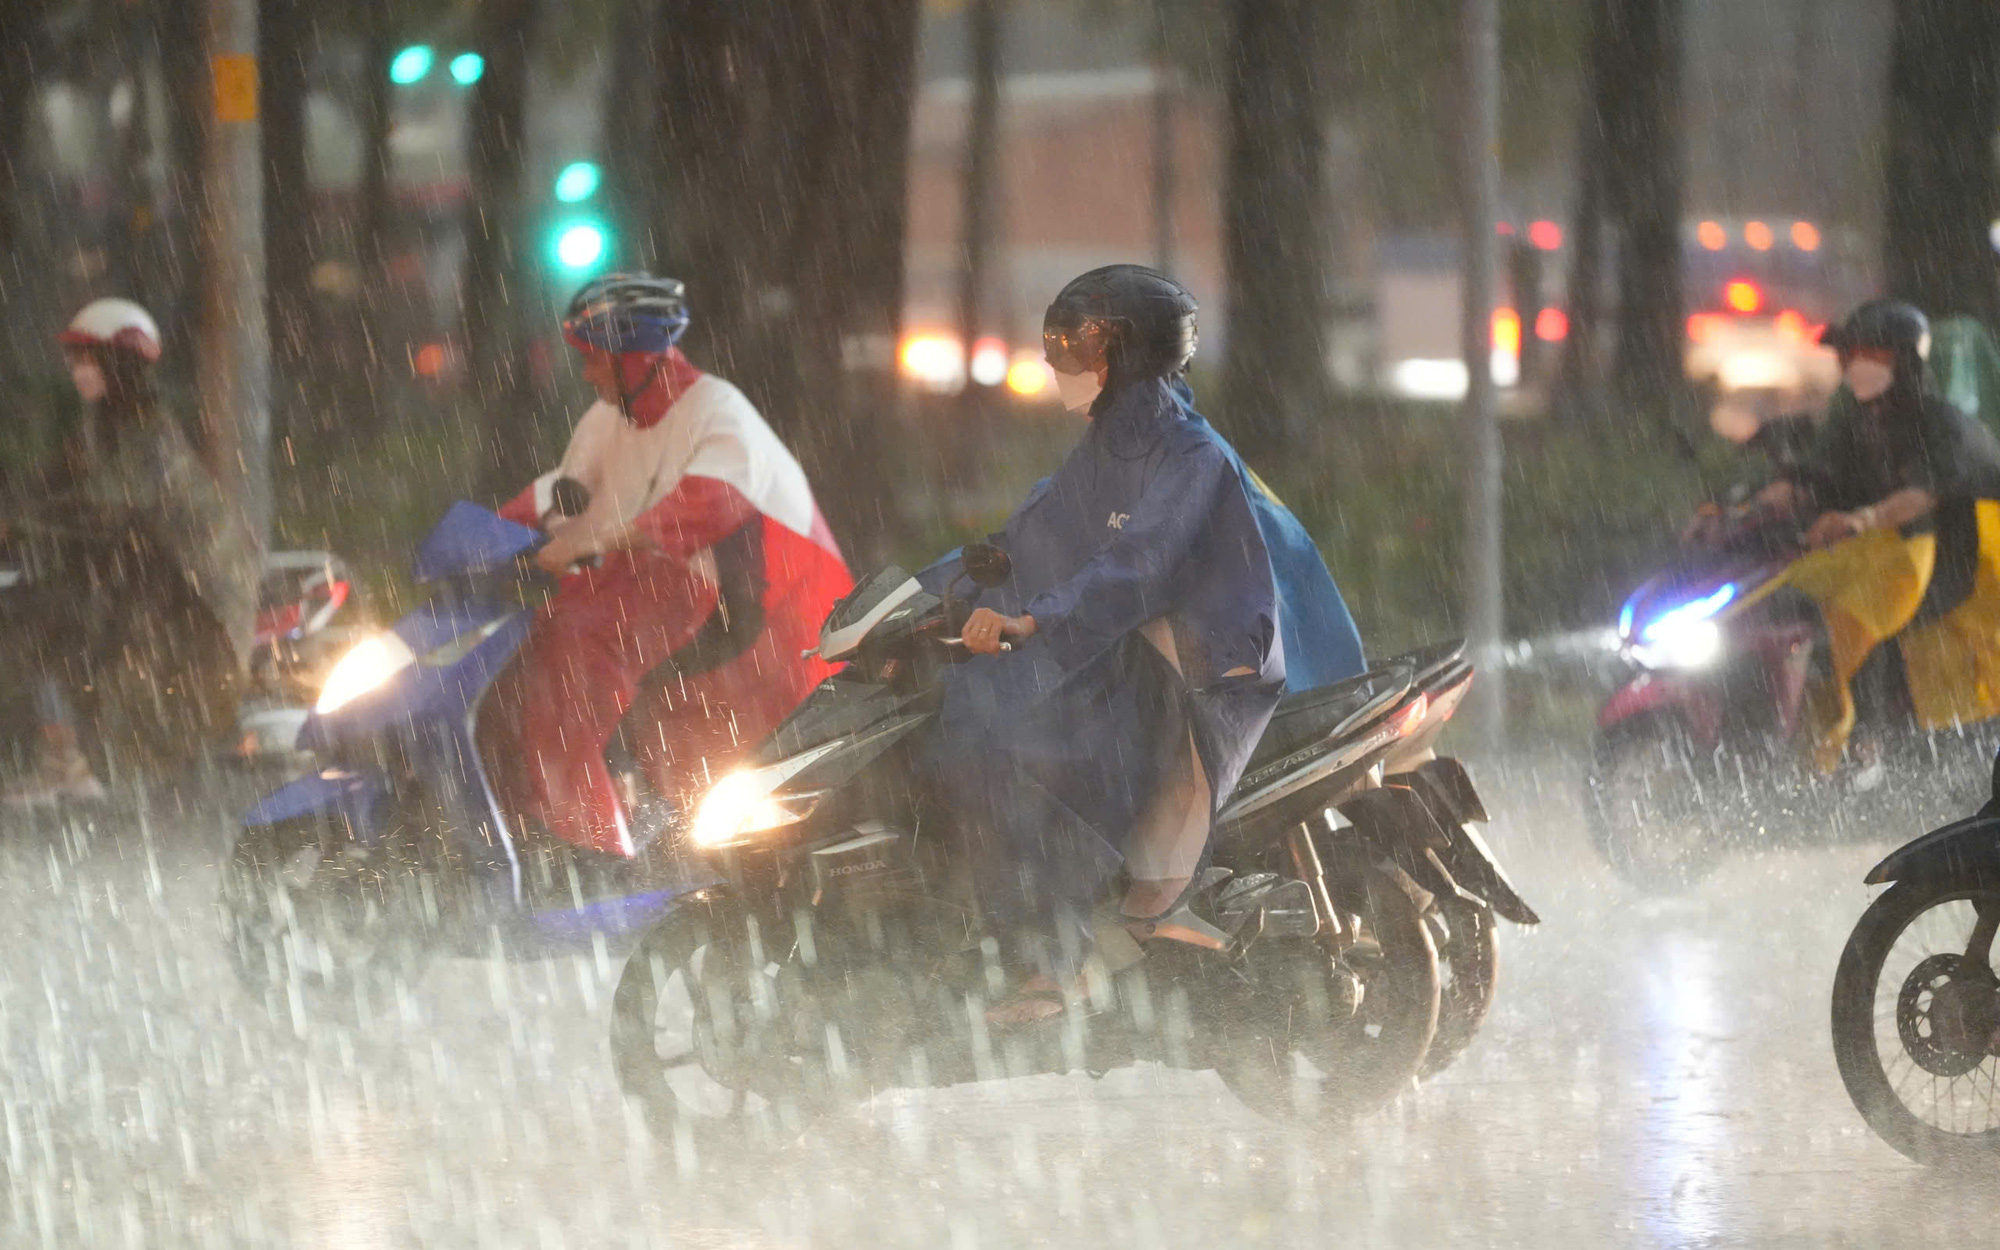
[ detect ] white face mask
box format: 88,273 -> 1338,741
1846,358 -> 1894,402
1053,367 -> 1102,414
69,359 -> 106,403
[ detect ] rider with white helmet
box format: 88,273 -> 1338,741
1,297 -> 257,804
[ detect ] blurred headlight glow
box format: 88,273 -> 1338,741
691,770 -> 812,847
315,634 -> 416,714
1631,618 -> 1722,670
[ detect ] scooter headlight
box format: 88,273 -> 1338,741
314,633 -> 417,714
1626,581 -> 1734,670
1629,617 -> 1722,670
691,769 -> 814,848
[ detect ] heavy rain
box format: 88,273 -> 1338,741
2,0 -> 2000,1245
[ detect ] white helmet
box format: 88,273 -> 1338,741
59,298 -> 162,363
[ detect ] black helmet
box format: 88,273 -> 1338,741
1043,264 -> 1199,382
562,273 -> 689,354
1819,298 -> 1931,363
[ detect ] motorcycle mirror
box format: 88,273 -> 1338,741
549,477 -> 592,519
962,542 -> 1012,588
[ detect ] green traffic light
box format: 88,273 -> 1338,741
449,52 -> 485,85
553,162 -> 602,204
389,45 -> 434,85
552,222 -> 608,272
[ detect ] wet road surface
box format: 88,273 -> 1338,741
4,756 -> 2000,1248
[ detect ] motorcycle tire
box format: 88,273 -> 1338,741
611,891 -> 870,1160
1832,877 -> 2000,1169
1420,899 -> 1499,1080
1584,714 -> 1725,891
220,812 -> 433,1029
1207,860 -> 1440,1124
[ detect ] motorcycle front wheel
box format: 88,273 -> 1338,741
1204,860 -> 1440,1124
1832,877 -> 2000,1168
1585,714 -> 1726,891
610,890 -> 953,1161
220,812 -> 435,1029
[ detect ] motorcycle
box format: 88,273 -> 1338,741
1586,504 -> 2000,889
236,550 -> 361,759
608,547 -> 1538,1150
220,492 -> 700,1018
1832,747 -> 2000,1167
0,514 -> 239,778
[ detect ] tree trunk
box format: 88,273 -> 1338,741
655,0 -> 920,561
157,0 -> 211,383
260,0 -> 312,442
955,0 -> 1003,400
599,0 -> 661,270
1602,0 -> 1687,414
1883,0 -> 2000,323
1555,0 -> 1610,427
1220,0 -> 1336,468
0,0 -> 46,265
356,0 -> 393,272
463,0 -> 539,497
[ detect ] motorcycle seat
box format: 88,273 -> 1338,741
1250,662 -> 1414,771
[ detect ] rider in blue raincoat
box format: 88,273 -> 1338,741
926,265 -> 1364,1023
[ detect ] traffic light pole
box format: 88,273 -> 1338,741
197,0 -> 271,549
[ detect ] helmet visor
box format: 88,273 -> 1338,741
1042,308 -> 1111,375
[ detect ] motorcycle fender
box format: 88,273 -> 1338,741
1332,785 -> 1479,907
1392,764 -> 1541,925
241,768 -> 387,846
1597,672 -> 1674,731
1864,810 -> 2000,886
1400,756 -> 1489,823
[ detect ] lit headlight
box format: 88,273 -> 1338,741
315,633 -> 417,714
1630,617 -> 1722,670
1626,581 -> 1735,670
690,769 -> 813,848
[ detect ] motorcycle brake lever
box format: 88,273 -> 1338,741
941,637 -> 1012,652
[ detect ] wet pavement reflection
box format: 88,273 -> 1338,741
4,757 -> 2000,1247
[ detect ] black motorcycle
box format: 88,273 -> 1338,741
1833,747 -> 2000,1166
609,546 -> 1537,1151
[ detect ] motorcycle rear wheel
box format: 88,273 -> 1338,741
1832,878 -> 2000,1168
1420,899 -> 1499,1079
1205,861 -> 1440,1124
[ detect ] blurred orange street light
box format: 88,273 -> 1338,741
1744,221 -> 1774,251
1697,220 -> 1727,250
1774,309 -> 1810,342
1790,221 -> 1821,251
1534,307 -> 1569,342
1006,355 -> 1050,397
1492,307 -> 1522,357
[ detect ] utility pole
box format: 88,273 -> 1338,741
197,0 -> 271,548
1459,0 -> 1504,742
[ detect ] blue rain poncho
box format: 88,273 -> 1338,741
922,376 -> 1364,955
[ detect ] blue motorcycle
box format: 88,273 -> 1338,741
221,497 -> 699,1016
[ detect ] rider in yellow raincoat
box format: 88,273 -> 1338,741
1713,301 -> 2000,771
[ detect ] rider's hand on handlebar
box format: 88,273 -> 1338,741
1680,503 -> 1725,548
534,535 -> 587,577
1805,509 -> 1865,549
962,607 -> 1035,655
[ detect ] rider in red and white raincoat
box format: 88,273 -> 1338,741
484,275 -> 851,857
